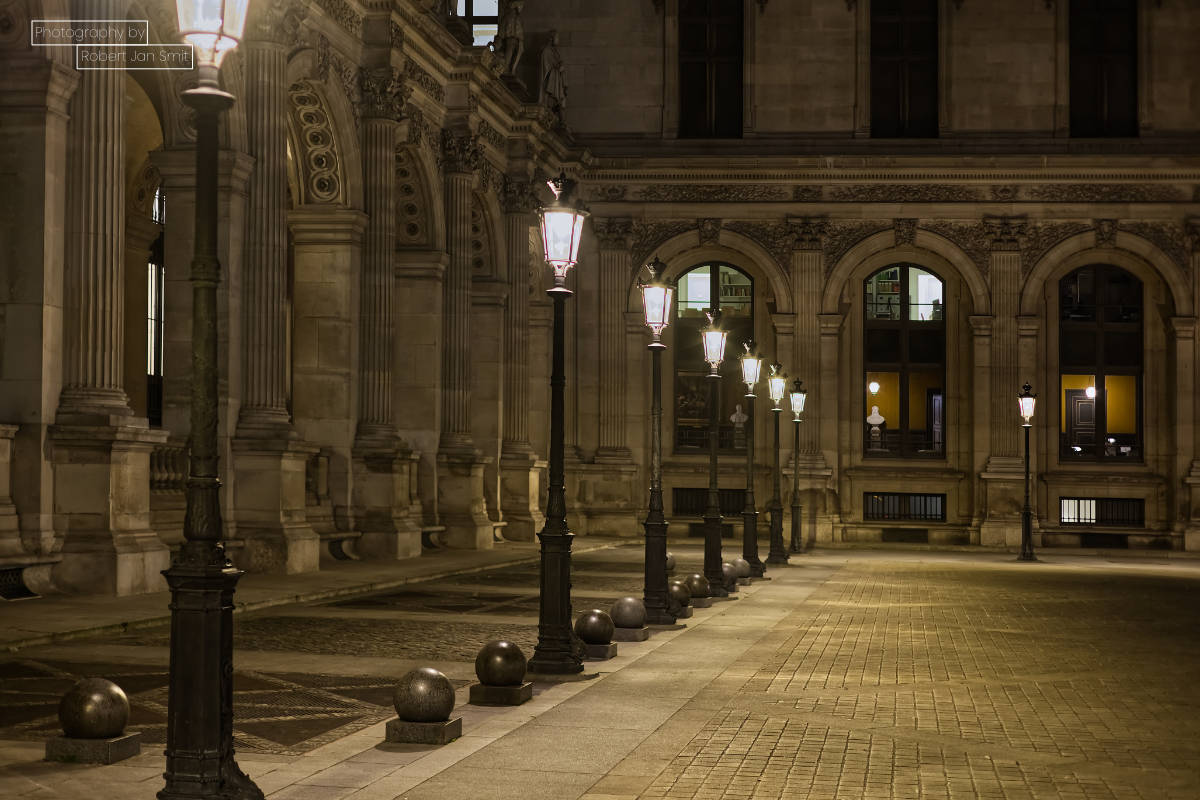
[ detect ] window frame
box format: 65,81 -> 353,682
678,0 -> 744,139
1057,264 -> 1144,462
862,263 -> 947,459
869,0 -> 939,139
673,262 -> 755,453
457,0 -> 499,47
1068,0 -> 1139,138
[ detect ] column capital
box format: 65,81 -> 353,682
245,0 -> 306,44
359,66 -> 409,122
787,215 -> 828,251
501,177 -> 539,215
968,314 -> 994,336
439,129 -> 481,174
817,312 -> 844,336
287,207 -> 368,244
1170,316 -> 1197,338
1016,314 -> 1042,336
594,217 -> 634,250
983,214 -> 1029,251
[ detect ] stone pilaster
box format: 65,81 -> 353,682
816,312 -> 845,542
0,54 -> 78,581
594,218 -> 635,461
1016,314 -> 1043,548
979,215 -> 1028,546
1182,218 -> 1200,550
437,129 -> 492,548
498,180 -> 546,541
351,67 -> 420,559
50,0 -> 170,594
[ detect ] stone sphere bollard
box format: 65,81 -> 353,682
475,640 -> 527,687
732,557 -> 752,578
610,596 -> 647,629
685,572 -> 710,598
393,667 -> 455,723
58,678 -> 129,739
721,562 -> 738,589
574,608 -> 615,644
665,551 -> 676,571
668,580 -> 691,610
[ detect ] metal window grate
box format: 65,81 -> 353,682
673,488 -> 746,517
863,492 -> 946,522
1060,497 -> 1144,527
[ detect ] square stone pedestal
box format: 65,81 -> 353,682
45,732 -> 141,764
675,606 -> 694,618
584,642 -> 617,660
469,682 -> 533,706
613,626 -> 649,642
691,597 -> 713,608
385,717 -> 462,745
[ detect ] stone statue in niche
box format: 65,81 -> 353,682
495,0 -> 524,76
730,404 -> 749,449
539,30 -> 567,119
866,405 -> 886,452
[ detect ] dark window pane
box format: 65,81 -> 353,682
866,329 -> 902,363
1070,0 -> 1138,137
1104,332 -> 1141,366
1060,330 -> 1098,366
679,0 -> 742,139
907,329 -> 944,364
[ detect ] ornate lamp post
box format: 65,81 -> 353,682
701,312 -> 729,597
528,173 -> 589,674
161,1 -> 259,798
739,345 -> 765,577
765,365 -> 789,565
639,258 -> 675,624
788,380 -> 807,554
1017,383 -> 1038,562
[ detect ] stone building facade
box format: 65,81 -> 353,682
1,0 -> 1198,596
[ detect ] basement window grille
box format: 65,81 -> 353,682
1060,497 -> 1144,527
673,488 -> 746,517
863,492 -> 946,522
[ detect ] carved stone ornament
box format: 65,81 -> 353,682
440,130 -> 482,174
1095,219 -> 1118,247
477,118 -> 506,152
247,0 -> 306,44
893,218 -> 918,246
830,184 -> 983,203
634,184 -> 791,203
358,67 -> 409,121
594,218 -> 634,250
922,221 -> 991,279
632,220 -> 695,269
1029,184 -> 1186,203
317,36 -> 359,111
789,216 -> 828,250
1118,222 -> 1190,273
723,221 -> 795,273
990,185 -> 1019,202
793,185 -> 823,202
313,0 -> 362,36
982,214 -> 1028,251
390,19 -> 404,50
588,185 -> 628,202
1186,217 -> 1200,252
823,221 -> 891,277
501,178 -> 539,215
698,218 -> 722,246
1021,222 -> 1093,277
405,59 -> 445,103
288,81 -> 345,204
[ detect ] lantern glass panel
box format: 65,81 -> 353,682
740,354 -> 762,388
702,329 -> 727,368
768,374 -> 787,405
642,284 -> 673,334
177,0 -> 247,67
790,389 -> 807,416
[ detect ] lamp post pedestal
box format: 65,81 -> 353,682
642,344 -> 674,625
160,83 -> 262,800
766,409 -> 789,565
529,287 -> 584,674
1018,423 -> 1037,562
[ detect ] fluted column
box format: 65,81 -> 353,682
436,129 -> 492,549
238,5 -> 295,433
58,0 -> 132,417
594,218 -> 634,461
440,130 -> 480,453
229,1 -> 319,575
979,215 -> 1028,547
498,179 -> 545,541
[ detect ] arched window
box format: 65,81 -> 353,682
674,263 -> 753,451
863,264 -> 945,457
1058,265 -> 1142,459
679,0 -> 743,139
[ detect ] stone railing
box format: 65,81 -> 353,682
150,438 -> 188,550
150,440 -> 188,493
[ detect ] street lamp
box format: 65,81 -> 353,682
789,380 -> 807,554
529,173 -> 589,674
1018,383 -> 1038,562
639,258 -> 675,625
765,365 -> 789,565
701,311 -> 729,597
739,344 -> 765,577
161,0 -> 258,798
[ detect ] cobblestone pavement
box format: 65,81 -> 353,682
637,560 -> 1200,800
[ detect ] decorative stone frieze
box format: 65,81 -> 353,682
793,186 -> 822,202
405,59 -> 445,103
822,221 -> 891,277
697,218 -> 722,246
893,218 -> 918,246
1021,222 -> 1093,276
358,67 -> 409,121
1119,222 -> 1190,272
477,119 -> 506,152
1030,184 -> 1186,203
832,184 -> 982,203
632,219 -> 695,268
634,184 -> 791,202
922,221 -> 991,279
313,0 -> 362,35
723,221 -> 794,272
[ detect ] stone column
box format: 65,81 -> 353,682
230,6 -> 319,574
979,216 -> 1028,546
50,0 -> 170,594
350,68 -> 420,560
498,179 -> 545,541
437,129 -> 492,548
581,218 -> 639,536
0,52 -> 78,585
816,312 -> 845,542
790,219 -> 834,542
1184,219 -> 1200,550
